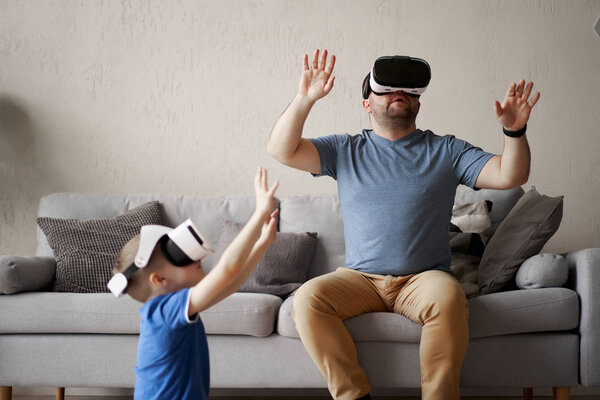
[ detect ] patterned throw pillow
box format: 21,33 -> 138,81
37,201 -> 163,293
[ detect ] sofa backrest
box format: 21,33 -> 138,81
36,186 -> 524,279
36,193 -> 260,271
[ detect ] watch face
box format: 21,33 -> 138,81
373,56 -> 431,88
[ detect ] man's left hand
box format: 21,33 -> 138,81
494,79 -> 541,131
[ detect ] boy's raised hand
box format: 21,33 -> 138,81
254,167 -> 279,219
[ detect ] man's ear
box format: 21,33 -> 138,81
362,99 -> 371,114
149,272 -> 167,287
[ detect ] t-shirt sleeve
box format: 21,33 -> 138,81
144,288 -> 198,332
445,135 -> 495,188
307,134 -> 342,180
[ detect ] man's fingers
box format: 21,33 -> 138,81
494,100 -> 503,118
302,54 -> 309,71
325,54 -> 336,75
515,79 -> 525,97
522,81 -> 534,100
319,49 -> 328,70
505,82 -> 517,99
528,91 -> 541,108
312,49 -> 319,69
323,75 -> 335,94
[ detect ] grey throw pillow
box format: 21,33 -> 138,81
217,220 -> 317,296
37,201 -> 163,293
0,256 -> 57,294
516,253 -> 569,289
478,187 -> 563,295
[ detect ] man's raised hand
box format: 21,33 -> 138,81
494,79 -> 541,132
298,49 -> 336,102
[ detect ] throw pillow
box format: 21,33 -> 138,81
37,201 -> 163,293
515,253 -> 569,289
216,220 -> 317,296
0,256 -> 56,294
478,187 -> 563,295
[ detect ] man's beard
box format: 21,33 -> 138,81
373,103 -> 417,130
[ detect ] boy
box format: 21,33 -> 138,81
110,167 -> 279,399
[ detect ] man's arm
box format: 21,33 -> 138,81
267,49 -> 336,174
475,80 -> 540,190
188,168 -> 278,316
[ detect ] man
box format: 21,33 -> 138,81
267,49 -> 540,400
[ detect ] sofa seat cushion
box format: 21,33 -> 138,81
0,292 -> 282,338
277,287 -> 579,342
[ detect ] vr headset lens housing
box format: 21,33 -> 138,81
365,56 -> 431,98
107,219 -> 215,297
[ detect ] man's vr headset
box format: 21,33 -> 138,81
362,56 -> 431,99
107,219 -> 215,298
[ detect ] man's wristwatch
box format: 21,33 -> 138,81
503,124 -> 527,138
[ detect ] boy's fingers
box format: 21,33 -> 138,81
269,180 -> 280,195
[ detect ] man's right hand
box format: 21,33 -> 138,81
298,49 -> 336,102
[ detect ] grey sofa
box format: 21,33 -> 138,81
0,187 -> 599,400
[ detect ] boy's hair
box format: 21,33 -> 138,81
112,234 -> 162,303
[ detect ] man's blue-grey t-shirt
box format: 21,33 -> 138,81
309,129 -> 494,276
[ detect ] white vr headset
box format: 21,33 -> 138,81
363,55 -> 432,98
107,219 -> 215,298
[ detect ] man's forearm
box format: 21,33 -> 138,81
499,134 -> 531,186
267,94 -> 315,161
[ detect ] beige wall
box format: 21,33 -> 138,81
1,0 -> 599,255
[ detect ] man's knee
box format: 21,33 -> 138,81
420,273 -> 469,321
293,277 -> 330,322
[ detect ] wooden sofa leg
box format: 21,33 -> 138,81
56,387 -> 65,400
523,387 -> 533,400
553,386 -> 570,400
0,387 -> 12,400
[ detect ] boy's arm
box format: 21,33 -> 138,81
197,215 -> 277,309
188,168 -> 278,316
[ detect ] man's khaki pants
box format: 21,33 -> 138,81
292,267 -> 469,400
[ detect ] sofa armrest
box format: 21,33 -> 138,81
566,248 -> 600,387
0,256 -> 56,294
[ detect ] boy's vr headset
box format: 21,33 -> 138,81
362,56 -> 431,99
107,219 -> 215,298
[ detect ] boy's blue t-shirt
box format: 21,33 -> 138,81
135,288 -> 209,400
309,129 -> 494,276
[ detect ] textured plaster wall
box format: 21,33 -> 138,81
1,0 -> 599,255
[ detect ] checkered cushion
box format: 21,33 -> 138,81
36,201 -> 163,293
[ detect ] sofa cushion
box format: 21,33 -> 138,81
216,220 -> 318,296
0,292 -> 282,337
516,253 -> 569,289
0,256 -> 56,294
277,287 -> 578,342
37,201 -> 163,293
478,187 -> 564,295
